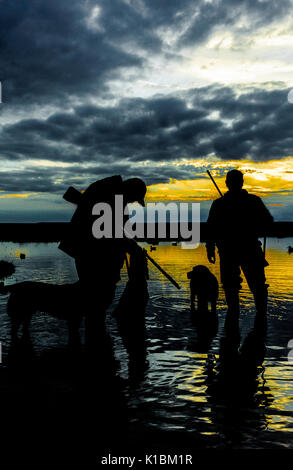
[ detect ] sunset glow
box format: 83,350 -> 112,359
146,158 -> 293,201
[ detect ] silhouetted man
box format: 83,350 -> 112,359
206,169 -> 273,317
59,175 -> 146,344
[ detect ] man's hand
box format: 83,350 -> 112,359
124,237 -> 142,255
206,244 -> 216,264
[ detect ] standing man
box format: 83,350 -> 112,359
59,175 -> 146,345
206,170 -> 273,318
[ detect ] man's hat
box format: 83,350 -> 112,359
123,178 -> 146,206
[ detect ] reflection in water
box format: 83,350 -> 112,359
0,240 -> 292,449
204,313 -> 273,447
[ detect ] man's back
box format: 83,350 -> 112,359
207,189 -> 273,246
59,175 -> 124,259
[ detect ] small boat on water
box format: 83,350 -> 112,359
150,246 -> 157,252
288,246 -> 293,254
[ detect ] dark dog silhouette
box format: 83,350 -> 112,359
187,265 -> 219,314
0,281 -> 82,344
187,265 -> 219,351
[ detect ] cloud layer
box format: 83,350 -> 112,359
0,0 -> 293,205
0,85 -> 292,192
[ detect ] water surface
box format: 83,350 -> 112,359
0,239 -> 292,449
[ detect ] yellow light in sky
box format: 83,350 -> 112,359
0,193 -> 33,198
146,157 -> 293,201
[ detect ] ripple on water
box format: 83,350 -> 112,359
0,241 -> 292,448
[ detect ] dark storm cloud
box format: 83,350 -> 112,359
1,84 -> 293,192
0,0 -> 141,105
178,0 -> 292,47
100,0 -> 292,48
0,161 -> 193,194
195,85 -> 293,160
1,0 -> 292,106
0,93 -> 221,167
1,0 -> 293,194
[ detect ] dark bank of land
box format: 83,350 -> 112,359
0,222 -> 292,243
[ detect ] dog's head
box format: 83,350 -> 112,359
0,260 -> 15,281
187,265 -> 211,281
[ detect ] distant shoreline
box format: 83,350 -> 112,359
0,222 -> 292,243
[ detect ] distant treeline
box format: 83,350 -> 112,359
0,222 -> 292,243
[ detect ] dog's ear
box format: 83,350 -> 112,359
187,271 -> 192,279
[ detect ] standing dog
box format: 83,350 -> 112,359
187,265 -> 219,351
187,265 -> 219,314
0,281 -> 83,344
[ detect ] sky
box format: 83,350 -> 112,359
1,0 -> 293,221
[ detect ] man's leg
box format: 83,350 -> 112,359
219,250 -> 242,317
84,284 -> 116,347
75,257 -> 116,346
241,251 -> 268,317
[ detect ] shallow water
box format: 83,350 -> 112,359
0,239 -> 292,449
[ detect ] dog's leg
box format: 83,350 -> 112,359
211,299 -> 217,315
198,295 -> 205,312
8,301 -> 22,341
190,295 -> 195,310
7,295 -> 20,341
10,316 -> 21,342
22,311 -> 33,338
67,316 -> 81,348
190,288 -> 195,310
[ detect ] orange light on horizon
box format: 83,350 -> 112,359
0,193 -> 32,198
145,157 -> 293,202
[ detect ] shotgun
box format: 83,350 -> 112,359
207,170 -> 223,197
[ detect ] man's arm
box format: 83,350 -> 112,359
256,197 -> 274,234
206,242 -> 216,264
206,200 -> 218,264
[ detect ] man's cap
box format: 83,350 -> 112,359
123,178 -> 146,206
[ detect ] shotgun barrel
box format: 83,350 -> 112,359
145,252 -> 181,290
207,170 -> 223,197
